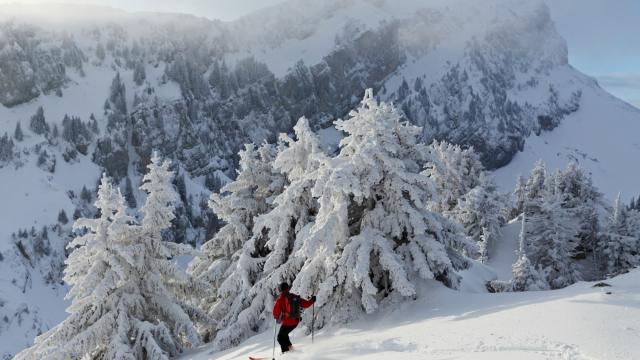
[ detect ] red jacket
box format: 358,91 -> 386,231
273,291 -> 314,326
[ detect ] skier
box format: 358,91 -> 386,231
273,282 -> 316,353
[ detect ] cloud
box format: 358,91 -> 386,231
0,0 -> 286,21
596,73 -> 640,89
545,0 -> 640,75
592,73 -> 640,109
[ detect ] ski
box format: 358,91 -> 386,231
248,357 -> 270,360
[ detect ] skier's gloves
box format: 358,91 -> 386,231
311,296 -> 317,302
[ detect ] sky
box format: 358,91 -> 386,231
545,0 -> 640,108
0,0 -> 637,108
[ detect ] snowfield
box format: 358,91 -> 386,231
183,268 -> 640,360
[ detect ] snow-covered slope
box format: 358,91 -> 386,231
495,71 -> 640,200
183,267 -> 640,360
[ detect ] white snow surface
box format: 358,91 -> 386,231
183,266 -> 640,360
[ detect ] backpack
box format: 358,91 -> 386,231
287,294 -> 302,320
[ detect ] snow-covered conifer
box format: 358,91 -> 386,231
123,176 -> 137,208
15,175 -> 138,359
137,153 -> 211,343
207,118 -> 324,349
187,142 -> 285,339
206,92 -> 474,350
516,169 -> 582,289
29,106 -> 49,135
597,194 -> 639,276
133,61 -> 146,86
453,174 -> 504,262
526,160 -> 547,203
424,141 -> 503,261
14,121 -> 24,141
17,158 -> 209,359
423,140 -> 484,213
553,162 -> 602,258
510,175 -> 526,219
511,214 -> 548,291
57,209 -> 69,225
300,90 -> 473,323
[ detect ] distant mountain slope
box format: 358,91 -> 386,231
494,71 -> 640,200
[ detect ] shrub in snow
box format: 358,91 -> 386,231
204,91 -> 474,350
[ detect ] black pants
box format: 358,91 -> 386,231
277,325 -> 297,352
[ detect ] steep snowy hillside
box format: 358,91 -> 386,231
183,268 -> 640,360
0,0 -> 638,357
494,72 -> 640,200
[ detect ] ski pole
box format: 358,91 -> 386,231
311,295 -> 316,344
272,318 -> 277,360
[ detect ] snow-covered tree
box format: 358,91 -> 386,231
123,176 -> 137,208
17,158 -> 209,359
510,174 -> 526,219
423,140 -> 484,213
136,153 -> 211,347
553,163 -> 602,259
301,90 -> 473,323
531,178 -> 582,288
0,133 -> 14,162
133,61 -> 146,86
96,42 -> 106,62
424,141 -> 504,261
526,160 -> 547,205
493,161 -> 588,290
511,213 -> 549,292
206,117 -> 325,349
14,121 -> 24,141
597,194 -> 639,276
14,175 -> 140,360
188,142 -> 285,339
29,106 -> 49,135
57,209 -> 69,225
453,174 -> 504,262
206,91 -> 473,350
